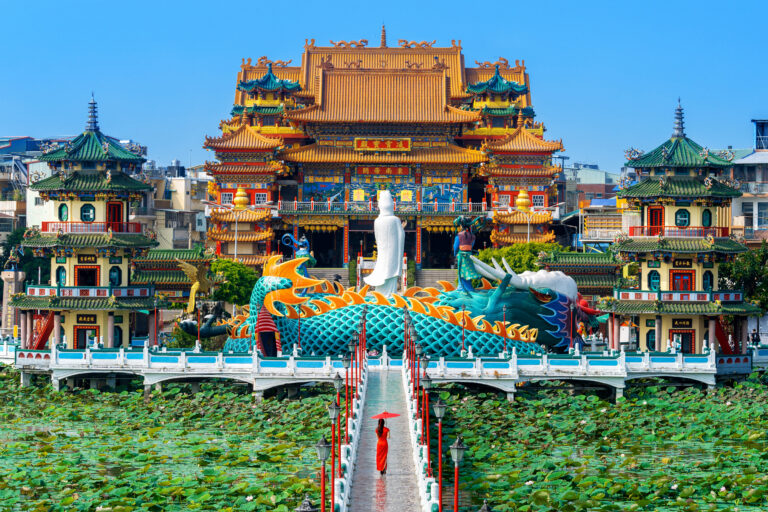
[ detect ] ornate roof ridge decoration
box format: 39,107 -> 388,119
398,39 -> 436,48
483,127 -> 563,153
231,104 -> 285,116
203,161 -> 286,175
330,39 -> 369,48
285,67 -> 481,125
466,65 -> 528,95
618,175 -> 741,199
237,63 -> 301,93
204,124 -> 283,151
232,254 -> 271,266
493,209 -> 553,224
207,227 -> 274,242
209,208 -> 271,223
490,230 -> 555,245
31,171 -> 152,192
279,143 -> 486,164
473,57 -> 523,70
134,246 -> 213,263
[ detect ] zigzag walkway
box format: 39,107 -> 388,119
348,370 -> 420,511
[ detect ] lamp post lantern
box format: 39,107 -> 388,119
327,400 -> 341,508
342,354 -> 351,444
433,399 -> 447,512
450,436 -> 467,512
421,372 -> 432,476
295,494 -> 319,512
332,373 -> 343,477
314,437 -> 331,512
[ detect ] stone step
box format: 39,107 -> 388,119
415,268 -> 457,288
308,267 -> 350,287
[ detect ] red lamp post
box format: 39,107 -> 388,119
461,305 -> 466,353
502,305 -> 507,353
433,399 -> 447,512
415,343 -> 423,434
332,373 -> 343,478
314,437 -> 331,512
342,353 -> 351,444
450,436 -> 467,512
422,372 -> 432,476
348,339 -> 357,399
327,400 -> 341,508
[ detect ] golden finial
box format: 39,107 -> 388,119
515,189 -> 531,211
233,186 -> 249,210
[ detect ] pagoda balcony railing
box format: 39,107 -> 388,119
581,229 -> 623,241
25,284 -> 154,298
277,200 -> 489,216
628,226 -> 729,237
129,207 -> 154,217
41,221 -> 143,234
739,182 -> 768,194
614,289 -> 743,303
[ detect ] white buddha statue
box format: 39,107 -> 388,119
364,191 -> 405,297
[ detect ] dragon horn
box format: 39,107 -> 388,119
501,257 -> 515,275
469,255 -> 505,281
491,257 -> 504,273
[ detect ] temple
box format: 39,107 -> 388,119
203,30 -> 563,270
10,98 -> 159,349
607,103 -> 759,353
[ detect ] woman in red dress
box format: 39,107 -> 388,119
376,419 -> 390,475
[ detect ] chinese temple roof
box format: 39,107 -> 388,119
607,301 -> 760,316
31,171 -> 151,193
204,162 -> 284,175
207,228 -> 273,242
466,65 -> 528,95
493,209 -> 552,224
484,127 -> 563,153
625,103 -> 732,169
538,251 -> 619,267
21,233 -> 158,249
231,105 -> 285,116
40,97 -> 144,164
572,274 -> 617,290
285,69 -> 481,124
131,270 -> 191,285
481,106 -> 534,117
614,238 -> 746,254
204,124 -> 283,151
490,230 -> 555,245
618,176 -> 741,199
133,247 -> 212,265
209,208 -> 271,223
280,143 -> 486,164
9,296 -> 158,311
237,63 -> 301,93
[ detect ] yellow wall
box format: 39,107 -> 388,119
637,314 -> 708,353
640,204 -> 731,228
640,259 -> 718,291
50,252 -> 131,288
54,199 -> 128,223
59,310 -> 128,348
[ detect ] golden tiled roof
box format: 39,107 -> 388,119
232,254 -> 271,266
493,209 -> 553,224
209,208 -> 271,223
491,229 -> 555,245
286,68 -> 480,124
482,165 -> 561,177
485,128 -> 563,153
204,124 -> 283,151
207,227 -> 274,242
280,143 -> 486,164
204,161 -> 284,175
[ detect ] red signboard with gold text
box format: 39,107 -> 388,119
356,167 -> 410,176
354,138 -> 411,151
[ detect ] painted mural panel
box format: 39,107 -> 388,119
422,176 -> 464,203
350,170 -> 417,203
302,174 -> 344,202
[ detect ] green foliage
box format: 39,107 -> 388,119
0,227 -> 50,294
210,259 -> 260,306
165,325 -> 228,352
348,257 -> 357,286
476,242 -> 568,274
434,376 -> 768,511
719,241 -> 768,313
407,258 -> 416,287
0,368 -> 331,511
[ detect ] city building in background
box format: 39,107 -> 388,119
728,120 -> 768,246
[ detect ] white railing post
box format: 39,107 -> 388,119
179,350 -> 186,370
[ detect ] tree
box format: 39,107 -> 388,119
719,242 -> 768,313
210,259 -> 260,306
0,227 -> 50,294
476,242 -> 568,274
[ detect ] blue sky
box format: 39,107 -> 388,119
1,0 -> 764,172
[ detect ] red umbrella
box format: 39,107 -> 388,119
371,411 -> 400,419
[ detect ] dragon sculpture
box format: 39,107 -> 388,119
201,254 -> 597,357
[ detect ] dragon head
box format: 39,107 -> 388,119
252,255 -> 322,316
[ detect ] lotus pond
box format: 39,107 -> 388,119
0,368 -> 332,512
435,376 -> 768,511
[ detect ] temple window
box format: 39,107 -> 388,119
80,204 -> 96,222
58,204 -> 68,222
703,270 -> 714,291
646,329 -> 656,351
674,209 -> 690,227
702,209 -> 712,227
647,270 -> 660,291
56,266 -> 66,286
253,193 -> 268,205
109,266 -> 122,286
491,117 -> 505,128
531,195 -> 544,207
221,192 -> 234,205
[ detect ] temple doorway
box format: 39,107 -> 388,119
423,231 -> 455,269
307,229 -> 343,267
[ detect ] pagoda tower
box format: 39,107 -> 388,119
11,98 -> 158,349
609,102 -> 759,354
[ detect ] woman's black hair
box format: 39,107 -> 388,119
376,418 -> 385,436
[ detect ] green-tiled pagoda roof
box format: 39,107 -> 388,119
572,274 -> 617,289
626,136 -> 732,169
231,104 -> 285,116
538,251 -> 619,266
31,171 -> 151,193
618,176 -> 740,199
237,63 -> 301,94
131,270 -> 190,284
606,301 -> 760,316
134,247 -> 211,263
614,238 -> 746,254
9,296 -> 157,311
466,65 -> 528,95
40,130 -> 144,163
22,234 -> 158,249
